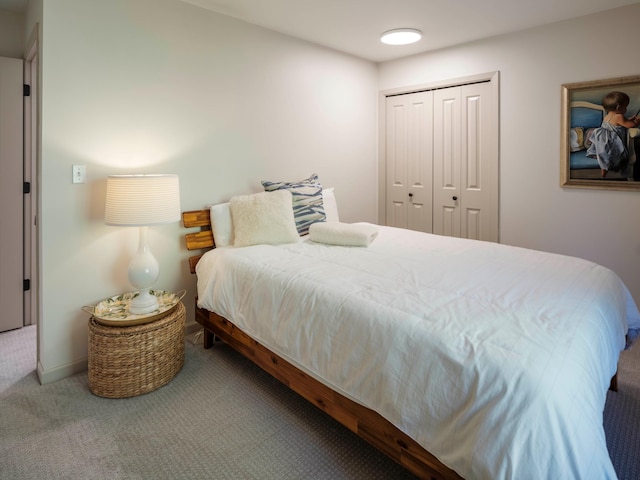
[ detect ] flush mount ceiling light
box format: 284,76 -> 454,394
380,28 -> 422,45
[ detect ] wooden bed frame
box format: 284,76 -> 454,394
183,209 -> 464,480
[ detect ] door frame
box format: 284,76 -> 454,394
378,71 -> 500,227
23,25 -> 39,333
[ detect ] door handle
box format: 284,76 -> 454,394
452,196 -> 458,201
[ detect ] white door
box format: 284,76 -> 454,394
433,81 -> 497,241
0,56 -> 24,332
385,91 -> 433,232
433,87 -> 462,238
459,81 -> 497,242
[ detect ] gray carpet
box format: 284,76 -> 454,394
0,326 -> 415,480
1,325 -> 640,480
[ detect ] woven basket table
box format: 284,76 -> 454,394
88,302 -> 185,398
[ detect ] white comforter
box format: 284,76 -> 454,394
196,225 -> 640,479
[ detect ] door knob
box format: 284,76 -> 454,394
408,192 -> 413,197
452,196 -> 458,201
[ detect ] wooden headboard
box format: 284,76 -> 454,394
182,209 -> 214,274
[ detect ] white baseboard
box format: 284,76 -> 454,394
185,320 -> 201,335
37,358 -> 87,385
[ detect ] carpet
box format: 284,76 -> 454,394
1,325 -> 640,479
0,326 -> 414,479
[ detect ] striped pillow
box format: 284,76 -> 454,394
261,174 -> 326,236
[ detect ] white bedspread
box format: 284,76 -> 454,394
196,225 -> 640,479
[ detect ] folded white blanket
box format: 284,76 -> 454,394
309,222 -> 379,247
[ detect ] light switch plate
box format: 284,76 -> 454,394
72,165 -> 86,184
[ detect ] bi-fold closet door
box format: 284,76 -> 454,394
385,90 -> 433,233
385,80 -> 498,242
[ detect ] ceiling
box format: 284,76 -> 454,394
2,0 -> 639,62
180,0 -> 640,62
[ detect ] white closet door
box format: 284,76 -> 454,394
460,81 -> 497,242
385,91 -> 433,232
433,82 -> 496,241
433,87 -> 462,237
0,56 -> 24,332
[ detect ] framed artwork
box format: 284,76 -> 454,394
561,75 -> 640,191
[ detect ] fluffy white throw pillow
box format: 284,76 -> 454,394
230,190 -> 300,247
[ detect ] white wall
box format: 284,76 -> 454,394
379,4 -> 640,309
31,0 -> 640,382
37,0 -> 378,381
0,9 -> 24,58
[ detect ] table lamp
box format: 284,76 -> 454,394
105,174 -> 181,315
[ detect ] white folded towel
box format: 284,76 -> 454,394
309,222 -> 379,247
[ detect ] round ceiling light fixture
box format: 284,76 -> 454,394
380,28 -> 422,45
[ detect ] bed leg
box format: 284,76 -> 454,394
203,330 -> 215,349
609,372 -> 618,392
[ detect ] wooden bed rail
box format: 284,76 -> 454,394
195,303 -> 464,480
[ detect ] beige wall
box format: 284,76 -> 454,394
17,0 -> 640,382
37,0 -> 378,381
379,3 -> 640,310
0,8 -> 24,58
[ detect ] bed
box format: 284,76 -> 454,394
183,180 -> 640,480
569,100 -> 638,180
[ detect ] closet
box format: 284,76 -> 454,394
383,74 -> 499,242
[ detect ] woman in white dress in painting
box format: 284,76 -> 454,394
587,91 -> 640,177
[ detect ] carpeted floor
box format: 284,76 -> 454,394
0,326 -> 415,480
604,337 -> 640,480
1,325 -> 639,479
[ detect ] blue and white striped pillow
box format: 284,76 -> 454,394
261,174 -> 326,236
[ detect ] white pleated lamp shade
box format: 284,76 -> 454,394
105,174 -> 181,226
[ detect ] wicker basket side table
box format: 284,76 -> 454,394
88,302 -> 185,398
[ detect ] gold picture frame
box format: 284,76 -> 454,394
561,75 -> 640,191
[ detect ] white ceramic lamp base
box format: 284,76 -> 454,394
129,288 -> 159,315
128,226 -> 160,315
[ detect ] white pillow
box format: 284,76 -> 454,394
230,190 -> 300,247
322,187 -> 340,222
209,202 -> 233,247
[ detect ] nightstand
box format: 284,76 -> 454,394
88,301 -> 185,398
